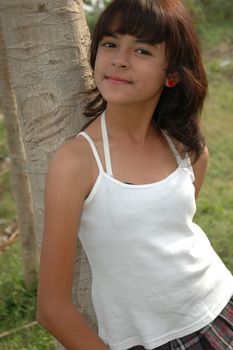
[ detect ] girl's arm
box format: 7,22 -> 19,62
192,146 -> 209,200
36,138 -> 109,350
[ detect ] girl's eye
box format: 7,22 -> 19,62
136,48 -> 151,56
101,42 -> 116,48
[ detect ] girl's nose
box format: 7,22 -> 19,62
111,50 -> 129,69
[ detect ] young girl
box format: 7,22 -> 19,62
37,1 -> 233,349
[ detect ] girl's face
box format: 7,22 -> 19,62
94,34 -> 168,108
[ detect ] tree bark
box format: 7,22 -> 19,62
0,21 -> 38,288
0,0 -> 96,348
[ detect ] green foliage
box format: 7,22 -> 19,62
85,11 -> 102,33
202,0 -> 233,21
184,0 -> 233,21
183,0 -> 205,22
199,21 -> 233,51
182,0 -> 233,51
0,172 -> 16,221
0,119 -> 16,221
0,244 -> 36,330
84,0 -> 110,33
0,243 -> 54,349
0,326 -> 54,350
195,73 -> 233,272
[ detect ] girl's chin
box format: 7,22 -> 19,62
100,92 -> 128,102
102,97 -> 136,106
100,89 -> 137,105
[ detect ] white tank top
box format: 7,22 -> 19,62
77,112 -> 233,350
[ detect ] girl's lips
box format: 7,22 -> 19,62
105,75 -> 132,84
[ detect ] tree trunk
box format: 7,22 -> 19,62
0,0 -> 96,347
0,21 -> 38,288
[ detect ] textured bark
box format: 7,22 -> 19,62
0,0 -> 96,347
0,21 -> 38,288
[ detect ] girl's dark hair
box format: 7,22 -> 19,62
84,0 -> 208,161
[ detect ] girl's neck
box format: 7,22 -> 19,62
105,103 -> 157,143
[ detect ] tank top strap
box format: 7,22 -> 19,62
101,111 -> 113,176
76,131 -> 104,173
162,130 -> 183,165
162,130 -> 195,182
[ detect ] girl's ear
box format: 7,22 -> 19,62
165,73 -> 180,88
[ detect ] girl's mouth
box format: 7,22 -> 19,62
105,75 -> 132,84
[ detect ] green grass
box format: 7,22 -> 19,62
0,327 -> 54,350
195,74 -> 233,271
198,20 -> 233,51
0,172 -> 17,222
0,244 -> 36,331
0,116 -> 54,348
0,18 -> 233,350
0,243 -> 54,349
0,117 -> 14,222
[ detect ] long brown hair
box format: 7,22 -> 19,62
84,0 -> 208,161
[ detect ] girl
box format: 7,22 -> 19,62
37,1 -> 233,349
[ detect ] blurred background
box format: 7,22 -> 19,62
0,0 -> 232,349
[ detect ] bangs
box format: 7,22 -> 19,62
95,0 -> 169,45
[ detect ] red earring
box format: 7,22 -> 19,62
167,79 -> 176,88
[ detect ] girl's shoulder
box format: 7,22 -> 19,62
165,131 -> 208,165
46,127 -> 100,202
50,136 -> 92,175
51,114 -> 102,173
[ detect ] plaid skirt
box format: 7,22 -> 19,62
128,296 -> 233,350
